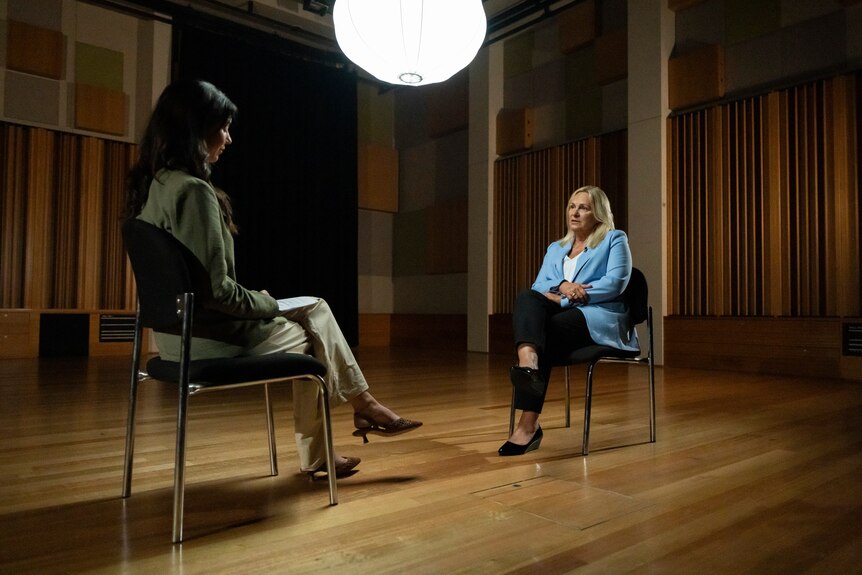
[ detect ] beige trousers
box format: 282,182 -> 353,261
244,298 -> 368,470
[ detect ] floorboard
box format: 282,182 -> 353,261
1,347 -> 861,574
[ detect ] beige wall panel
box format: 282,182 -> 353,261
7,0 -> 63,29
4,71 -> 61,125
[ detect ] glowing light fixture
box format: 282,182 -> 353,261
333,0 -> 487,87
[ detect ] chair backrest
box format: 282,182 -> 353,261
624,267 -> 649,325
122,218 -> 196,330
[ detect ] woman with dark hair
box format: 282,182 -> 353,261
499,185 -> 638,456
126,78 -> 420,477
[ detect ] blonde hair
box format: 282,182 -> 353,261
557,185 -> 615,248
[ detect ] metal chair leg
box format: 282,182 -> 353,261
172,293 -> 193,544
264,384 -> 278,476
508,387 -> 516,436
315,375 -> 338,506
564,366 -> 571,428
122,311 -> 143,498
647,306 -> 656,443
172,382 -> 190,543
582,362 -> 597,456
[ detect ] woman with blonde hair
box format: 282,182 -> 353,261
499,185 -> 639,455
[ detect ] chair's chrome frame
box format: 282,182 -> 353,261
122,292 -> 337,543
508,306 -> 656,456
565,305 -> 655,455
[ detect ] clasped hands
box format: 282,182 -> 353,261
546,281 -> 592,304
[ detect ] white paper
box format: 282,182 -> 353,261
277,296 -> 318,313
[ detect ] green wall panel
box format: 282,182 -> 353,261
393,209 -> 426,276
565,46 -> 597,91
504,31 -> 535,78
75,42 -> 123,90
566,85 -> 602,140
725,0 -> 780,45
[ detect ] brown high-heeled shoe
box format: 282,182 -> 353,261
302,456 -> 361,479
352,412 -> 422,444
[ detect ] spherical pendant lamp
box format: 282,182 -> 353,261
333,0 -> 487,87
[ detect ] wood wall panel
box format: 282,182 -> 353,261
0,126 -> 28,308
6,20 -> 64,79
664,316 -> 851,379
78,138 -> 106,310
74,84 -> 126,136
102,143 -> 136,309
764,91 -> 789,316
390,314 -> 466,350
0,310 -> 39,358
668,73 -> 861,320
54,134 -> 81,308
24,128 -> 56,309
0,121 -> 137,314
558,0 -> 596,54
358,313 -> 392,347
358,143 -> 399,213
595,29 -> 627,85
496,108 -> 534,156
668,44 -> 725,111
832,76 -> 861,316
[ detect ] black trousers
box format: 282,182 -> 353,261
511,289 -> 595,413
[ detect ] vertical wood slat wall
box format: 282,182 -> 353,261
0,122 -> 137,311
492,131 -> 626,314
668,73 -> 860,318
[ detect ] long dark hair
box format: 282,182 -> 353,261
125,78 -> 238,232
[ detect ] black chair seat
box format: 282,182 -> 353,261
561,345 -> 640,365
147,352 -> 327,386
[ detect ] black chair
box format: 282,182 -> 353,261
509,267 -> 656,455
121,218 -> 337,543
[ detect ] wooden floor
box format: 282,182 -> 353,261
1,347 -> 861,574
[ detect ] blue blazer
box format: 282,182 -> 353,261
531,229 -> 639,352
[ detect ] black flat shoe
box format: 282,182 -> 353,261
510,366 -> 545,397
498,427 -> 543,456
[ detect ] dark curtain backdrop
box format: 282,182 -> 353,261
173,22 -> 359,344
